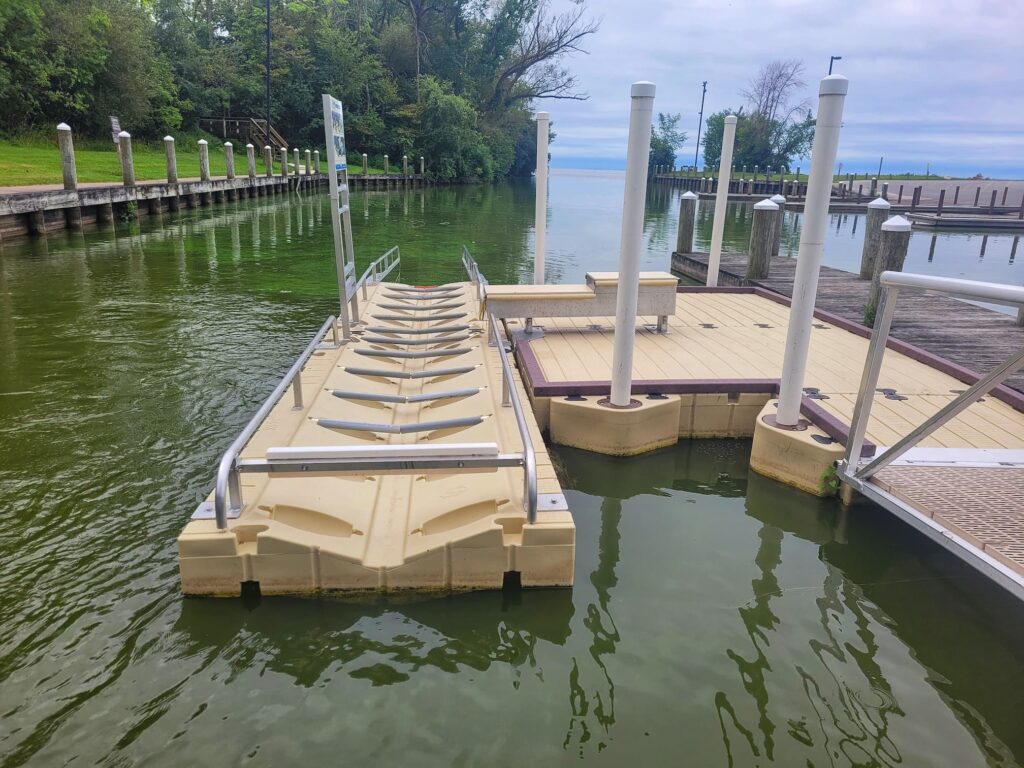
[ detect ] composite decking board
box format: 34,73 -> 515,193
526,292 -> 1024,452
680,251 -> 1024,393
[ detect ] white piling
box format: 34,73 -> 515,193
533,111 -> 550,284
609,82 -> 656,408
706,115 -> 737,286
119,131 -> 135,187
776,75 -> 849,427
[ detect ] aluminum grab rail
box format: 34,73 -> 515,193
463,245 -> 538,523
357,246 -> 401,299
839,271 -> 1024,487
213,315 -> 339,529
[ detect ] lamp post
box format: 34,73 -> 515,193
829,55 -> 842,75
694,80 -> 707,169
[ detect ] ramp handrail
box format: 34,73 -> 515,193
463,246 -> 538,524
839,271 -> 1024,486
357,246 -> 401,299
213,314 -> 339,529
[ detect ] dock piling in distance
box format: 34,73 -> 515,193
676,191 -> 698,254
164,136 -> 177,184
384,154 -> 389,175
314,150 -> 320,173
974,187 -> 981,206
263,145 -> 273,177
860,197 -> 891,278
775,74 -> 849,427
246,144 -> 256,179
118,131 -> 136,187
402,154 -> 409,178
293,148 -> 300,177
279,147 -> 288,178
305,149 -> 312,177
609,81 -> 656,407
362,153 -> 369,175
224,142 -> 235,180
770,193 -> 786,259
864,215 -> 912,326
746,198 -> 779,280
707,115 -> 737,287
534,111 -> 550,285
57,123 -> 77,191
936,188 -> 945,217
198,140 -> 210,182
420,156 -> 425,176
989,189 -> 998,214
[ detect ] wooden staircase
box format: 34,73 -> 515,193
198,117 -> 289,152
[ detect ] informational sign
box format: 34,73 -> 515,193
322,93 -> 356,337
110,116 -> 121,144
327,97 -> 347,170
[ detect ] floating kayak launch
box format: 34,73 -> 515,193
177,269 -> 574,596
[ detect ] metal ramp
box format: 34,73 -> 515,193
177,265 -> 574,596
839,272 -> 1024,601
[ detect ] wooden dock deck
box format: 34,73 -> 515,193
505,287 -> 1024,593
672,250 -> 1024,394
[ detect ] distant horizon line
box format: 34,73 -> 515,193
549,159 -> 1024,180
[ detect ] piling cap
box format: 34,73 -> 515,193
681,191 -> 698,199
819,74 -> 849,97
163,135 -> 174,142
724,114 -> 737,124
631,81 -> 656,98
57,122 -> 71,131
265,145 -> 271,150
118,130 -> 131,138
224,141 -> 232,147
754,198 -> 779,210
868,196 -> 891,209
770,194 -> 786,203
882,214 -> 912,232
198,139 -> 208,145
246,143 -> 253,148
536,111 -> 550,121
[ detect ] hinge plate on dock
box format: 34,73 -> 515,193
190,501 -> 241,521
536,493 -> 569,512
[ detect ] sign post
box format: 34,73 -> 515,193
110,115 -> 124,176
322,94 -> 358,338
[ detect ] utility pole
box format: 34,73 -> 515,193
694,80 -> 707,169
265,0 -> 272,146
877,156 -> 883,177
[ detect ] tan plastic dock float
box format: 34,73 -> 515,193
178,280 -> 574,596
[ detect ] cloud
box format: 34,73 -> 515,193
544,0 -> 1024,175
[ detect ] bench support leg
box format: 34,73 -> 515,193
657,315 -> 668,333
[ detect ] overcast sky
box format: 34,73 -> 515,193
545,0 -> 1024,177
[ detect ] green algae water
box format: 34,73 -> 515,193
1,173 -> 1023,766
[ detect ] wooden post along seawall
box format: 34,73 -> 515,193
0,125 -> 333,239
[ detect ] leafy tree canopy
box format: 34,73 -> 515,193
649,112 -> 686,169
701,60 -> 815,172
0,0 -> 599,181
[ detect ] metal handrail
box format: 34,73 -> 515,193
463,246 -> 538,523
213,315 -> 339,529
839,271 -> 1024,486
357,246 -> 401,299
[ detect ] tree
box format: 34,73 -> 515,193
649,112 -> 686,169
700,60 -> 815,171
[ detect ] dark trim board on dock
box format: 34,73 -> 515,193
672,250 -> 1024,394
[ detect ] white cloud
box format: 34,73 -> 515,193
543,0 -> 1024,174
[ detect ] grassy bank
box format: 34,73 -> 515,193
0,136 -> 387,187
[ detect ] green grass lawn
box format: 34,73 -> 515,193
0,137 -> 388,187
